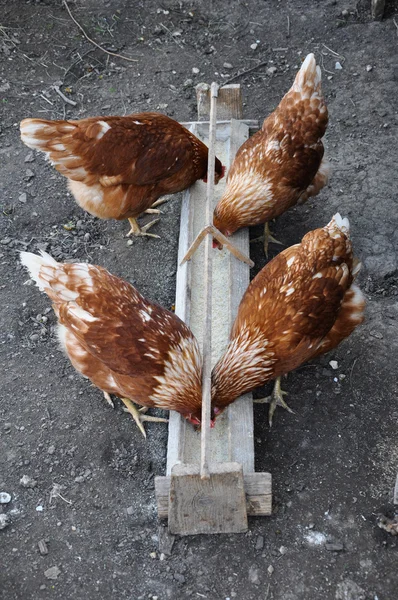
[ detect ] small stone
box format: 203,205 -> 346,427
267,565 -> 274,575
1,238 -> 11,245
335,579 -> 366,600
0,514 -> 10,530
44,566 -> 61,580
36,505 -> 44,512
74,476 -> 84,483
39,584 -> 46,591
30,334 -> 39,342
126,506 -> 134,516
174,573 -> 186,584
248,566 -> 259,584
329,360 -> 338,370
335,62 -> 343,70
255,535 -> 264,550
19,193 -> 27,203
192,67 -> 200,74
341,9 -> 349,16
250,43 -> 258,50
0,492 -> 11,504
267,66 -> 277,75
25,152 -> 35,162
223,62 -> 233,69
326,541 -> 344,552
25,169 -> 35,179
183,78 -> 193,88
83,233 -> 90,242
279,545 -> 288,555
38,539 -> 49,555
366,65 -> 373,72
150,551 -> 157,559
47,445 -> 55,455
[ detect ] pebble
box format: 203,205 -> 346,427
30,334 -> 39,342
341,9 -> 349,16
24,152 -> 35,163
36,505 -> 44,512
335,62 -> 343,70
192,67 -> 200,74
267,565 -> 274,575
47,445 -> 55,455
250,43 -> 258,50
1,238 -> 11,245
19,193 -> 27,203
174,573 -> 186,584
44,566 -> 61,580
329,360 -> 338,370
279,545 -> 288,555
74,476 -> 85,483
248,566 -> 259,584
335,578 -> 366,600
84,233 -> 90,242
38,539 -> 49,556
267,66 -> 277,75
183,78 -> 193,88
255,535 -> 264,550
0,492 -> 11,504
126,506 -> 134,516
0,514 -> 10,530
223,62 -> 233,69
366,65 -> 373,72
25,169 -> 35,179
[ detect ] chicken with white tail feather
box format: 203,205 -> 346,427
211,214 -> 365,425
213,53 -> 329,256
20,251 -> 203,437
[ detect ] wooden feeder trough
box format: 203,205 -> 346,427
155,83 -> 272,536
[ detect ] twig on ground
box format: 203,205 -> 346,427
39,94 -> 54,106
53,85 -> 77,106
322,43 -> 345,62
62,0 -> 138,63
287,15 -> 290,38
393,18 -> 398,35
222,60 -> 270,85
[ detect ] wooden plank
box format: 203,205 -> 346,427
196,83 -> 243,121
155,472 -> 272,519
371,0 -> 385,19
167,462 -> 247,535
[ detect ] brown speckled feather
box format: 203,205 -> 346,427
211,215 -> 365,411
20,112 -> 224,221
213,54 -> 329,235
20,252 -> 203,422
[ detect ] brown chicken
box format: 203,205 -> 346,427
211,214 -> 365,425
20,251 -> 203,436
20,112 -> 225,238
213,53 -> 329,255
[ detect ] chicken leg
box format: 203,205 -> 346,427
121,397 -> 168,438
254,376 -> 294,426
126,217 -> 160,239
251,222 -> 283,258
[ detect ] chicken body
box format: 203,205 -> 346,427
20,112 -> 224,235
211,214 -> 365,417
20,251 -> 203,428
213,54 -> 329,247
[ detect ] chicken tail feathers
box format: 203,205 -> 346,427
20,250 -> 58,293
325,213 -> 350,238
291,53 -> 322,98
20,118 -> 89,182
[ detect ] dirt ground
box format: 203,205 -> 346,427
1,0 -> 398,598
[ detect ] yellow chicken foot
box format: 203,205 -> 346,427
126,217 -> 160,239
103,391 -> 115,408
144,208 -> 162,215
251,222 -> 283,258
150,197 -> 170,208
254,376 -> 294,427
121,397 -> 168,438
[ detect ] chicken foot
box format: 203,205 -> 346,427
103,391 -> 115,408
126,217 -> 160,239
251,222 -> 283,258
254,376 -> 294,426
121,397 -> 168,438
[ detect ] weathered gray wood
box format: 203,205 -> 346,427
155,472 -> 272,519
196,83 -> 243,121
168,462 -> 247,535
371,0 -> 385,20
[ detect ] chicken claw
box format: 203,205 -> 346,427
251,222 -> 283,258
254,376 -> 294,426
121,397 -> 168,438
103,391 -> 115,408
126,217 -> 160,239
